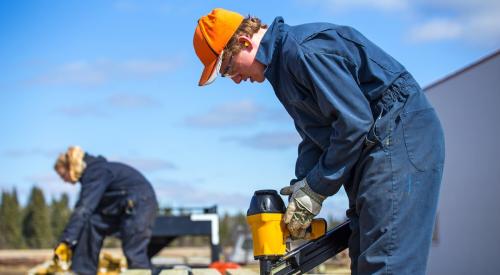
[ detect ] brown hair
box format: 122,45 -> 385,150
223,16 -> 268,59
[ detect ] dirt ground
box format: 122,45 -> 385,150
0,247 -> 214,274
0,247 -> 350,274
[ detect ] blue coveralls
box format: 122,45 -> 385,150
60,154 -> 158,275
255,17 -> 445,274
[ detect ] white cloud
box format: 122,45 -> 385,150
30,61 -> 107,86
463,11 -> 500,47
298,0 -> 500,46
114,0 -> 140,13
185,100 -> 265,128
408,0 -> 500,46
153,179 -> 251,211
297,0 -> 409,13
418,0 -> 498,12
113,0 -> 174,15
55,104 -> 108,118
27,58 -> 180,87
408,18 -> 463,43
122,60 -> 175,75
2,148 -> 60,158
107,94 -> 161,109
264,109 -> 295,123
55,93 -> 159,118
111,157 -> 177,173
185,99 -> 292,128
222,131 -> 301,150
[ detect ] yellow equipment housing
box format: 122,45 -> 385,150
246,190 -> 327,259
247,212 -> 287,257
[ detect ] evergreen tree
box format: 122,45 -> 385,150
219,213 -> 231,247
22,186 -> 53,248
50,193 -> 71,245
10,189 -> 24,248
0,189 -> 24,248
234,212 -> 247,230
0,191 -> 8,248
218,212 -> 248,247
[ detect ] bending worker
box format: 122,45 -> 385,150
193,8 -> 445,275
53,146 -> 158,275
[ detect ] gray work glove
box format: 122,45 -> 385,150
280,178 -> 326,239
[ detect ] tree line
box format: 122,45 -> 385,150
0,187 -> 252,249
0,187 -> 344,250
0,186 -> 71,249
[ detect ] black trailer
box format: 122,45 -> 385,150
147,206 -> 220,263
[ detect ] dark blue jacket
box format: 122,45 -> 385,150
60,154 -> 157,246
255,17 -> 406,196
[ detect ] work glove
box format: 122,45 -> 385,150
54,242 -> 72,270
280,178 -> 326,239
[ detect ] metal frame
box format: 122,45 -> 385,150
260,220 -> 351,275
148,206 -> 220,263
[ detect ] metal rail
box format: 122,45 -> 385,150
260,220 -> 351,275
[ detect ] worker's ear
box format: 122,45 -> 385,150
238,36 -> 253,51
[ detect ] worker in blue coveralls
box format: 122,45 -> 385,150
193,8 -> 445,275
53,146 -> 158,275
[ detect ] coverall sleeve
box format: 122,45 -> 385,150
291,51 -> 374,196
293,121 -> 324,183
60,168 -> 112,246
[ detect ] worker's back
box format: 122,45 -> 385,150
81,154 -> 157,216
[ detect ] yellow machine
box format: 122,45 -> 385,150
246,190 -> 351,275
246,190 -> 326,258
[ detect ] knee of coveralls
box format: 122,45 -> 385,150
71,214 -> 118,275
120,193 -> 158,268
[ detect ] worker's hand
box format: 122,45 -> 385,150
280,179 -> 325,239
54,242 -> 72,266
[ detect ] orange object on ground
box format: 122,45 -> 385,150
209,261 -> 241,274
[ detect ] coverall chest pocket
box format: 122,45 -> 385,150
401,108 -> 445,172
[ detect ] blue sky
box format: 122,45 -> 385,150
1,0 -> 498,219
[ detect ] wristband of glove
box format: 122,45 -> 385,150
286,178 -> 325,215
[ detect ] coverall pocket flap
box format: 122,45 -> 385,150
401,108 -> 444,172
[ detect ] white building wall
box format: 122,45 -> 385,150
425,52 -> 500,275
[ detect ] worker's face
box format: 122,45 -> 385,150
219,37 -> 266,84
56,166 -> 75,184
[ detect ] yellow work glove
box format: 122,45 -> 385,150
280,178 -> 326,239
54,242 -> 72,270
